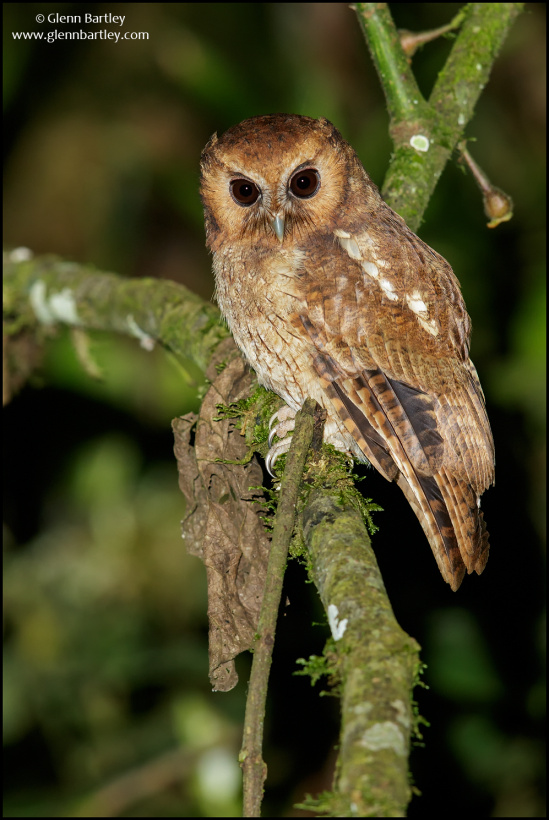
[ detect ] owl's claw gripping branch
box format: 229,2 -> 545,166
267,406 -> 297,447
266,406 -> 297,476
265,437 -> 292,477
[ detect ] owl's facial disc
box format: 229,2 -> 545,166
228,163 -> 322,244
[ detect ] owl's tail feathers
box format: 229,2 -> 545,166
323,372 -> 490,589
397,468 -> 490,591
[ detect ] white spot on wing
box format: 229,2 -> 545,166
380,278 -> 399,301
336,234 -> 362,261
406,291 -> 429,316
362,260 -> 379,279
418,316 -> 439,336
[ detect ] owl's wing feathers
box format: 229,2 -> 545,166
291,225 -> 494,590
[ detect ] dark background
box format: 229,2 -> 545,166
3,3 -> 545,817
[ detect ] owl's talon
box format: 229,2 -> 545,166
266,406 -> 296,475
268,418 -> 296,448
268,405 -> 295,430
267,406 -> 297,448
265,437 -> 293,477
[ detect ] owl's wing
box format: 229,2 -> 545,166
291,223 -> 494,590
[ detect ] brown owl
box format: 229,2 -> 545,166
200,114 -> 495,591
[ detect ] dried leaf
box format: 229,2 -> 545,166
172,413 -> 206,558
173,355 -> 270,691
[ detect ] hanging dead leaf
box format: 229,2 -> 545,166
173,351 -> 270,691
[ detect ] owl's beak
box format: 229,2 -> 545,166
270,214 -> 285,243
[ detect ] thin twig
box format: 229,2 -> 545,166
459,144 -> 514,228
240,398 -> 321,817
399,9 -> 466,58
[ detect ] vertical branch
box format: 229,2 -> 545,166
240,399 -> 319,817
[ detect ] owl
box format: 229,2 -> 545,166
200,114 -> 495,591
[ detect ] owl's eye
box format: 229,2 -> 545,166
289,169 -> 320,199
230,179 -> 260,206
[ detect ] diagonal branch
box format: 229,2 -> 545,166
354,2 -> 427,125
301,484 -> 421,816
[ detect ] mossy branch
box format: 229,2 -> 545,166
300,485 -> 421,816
3,250 -> 231,389
355,2 -> 523,229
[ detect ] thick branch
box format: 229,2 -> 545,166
429,3 -> 524,127
3,251 -> 230,374
301,487 -> 421,816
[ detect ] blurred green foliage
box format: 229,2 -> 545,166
3,3 -> 545,817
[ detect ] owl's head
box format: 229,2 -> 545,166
200,114 -> 372,251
